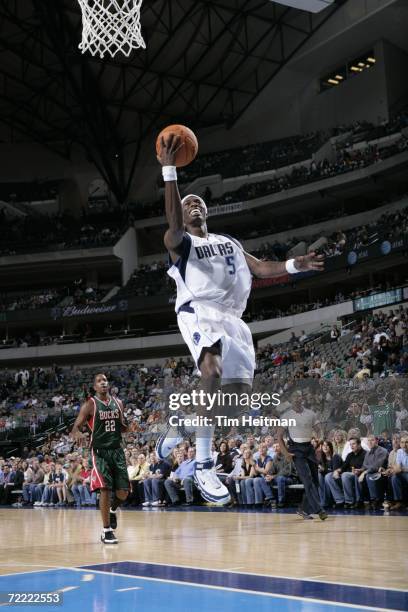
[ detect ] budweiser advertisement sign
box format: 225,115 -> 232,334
51,300 -> 128,319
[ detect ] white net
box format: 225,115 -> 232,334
77,0 -> 145,59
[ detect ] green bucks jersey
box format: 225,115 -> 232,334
369,404 -> 395,436
88,395 -> 123,449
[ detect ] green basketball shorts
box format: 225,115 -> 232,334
89,447 -> 129,492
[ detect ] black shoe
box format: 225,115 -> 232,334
296,510 -> 314,520
101,529 -> 118,544
354,501 -> 365,509
109,508 -> 117,530
264,499 -> 274,508
182,501 -> 193,506
335,503 -> 344,509
277,502 -> 285,508
344,503 -> 354,510
318,510 -> 328,521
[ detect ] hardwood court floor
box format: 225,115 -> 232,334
1,507 -> 407,592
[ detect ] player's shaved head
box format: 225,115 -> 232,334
181,194 -> 208,214
181,194 -> 208,234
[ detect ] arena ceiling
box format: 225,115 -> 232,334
0,0 -> 346,201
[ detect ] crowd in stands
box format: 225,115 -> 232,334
1,394 -> 407,511
345,205 -> 408,251
1,303 -> 406,437
114,261 -> 172,299
196,136 -> 408,212
238,199 -> 370,241
0,303 -> 407,510
0,289 -> 61,312
132,139 -> 408,222
0,279 -> 107,313
1,196 -> 406,317
111,203 -> 408,303
177,132 -> 325,183
256,304 -> 408,380
245,284 -> 394,322
2,279 -> 406,349
250,203 -> 408,261
0,208 -> 132,257
333,112 -> 408,149
174,112 -> 408,185
1,427 -> 407,511
0,115 -> 406,259
0,364 -> 80,434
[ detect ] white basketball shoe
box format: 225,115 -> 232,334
156,420 -> 188,459
194,459 -> 231,505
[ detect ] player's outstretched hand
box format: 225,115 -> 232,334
294,251 -> 324,272
157,134 -> 184,166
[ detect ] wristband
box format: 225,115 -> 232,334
162,165 -> 177,182
285,258 -> 299,274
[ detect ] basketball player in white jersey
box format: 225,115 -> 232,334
156,134 -> 324,504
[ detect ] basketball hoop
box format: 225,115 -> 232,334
77,0 -> 145,59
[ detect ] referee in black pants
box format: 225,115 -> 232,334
277,393 -> 328,520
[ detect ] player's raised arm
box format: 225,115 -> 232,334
244,251 -> 324,279
70,398 -> 93,444
157,134 -> 185,253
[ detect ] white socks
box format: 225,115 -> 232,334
196,424 -> 215,462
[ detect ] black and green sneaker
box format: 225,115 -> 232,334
101,528 -> 118,544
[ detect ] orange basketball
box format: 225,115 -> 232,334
156,124 -> 198,168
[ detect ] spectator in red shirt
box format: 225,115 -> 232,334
71,460 -> 96,507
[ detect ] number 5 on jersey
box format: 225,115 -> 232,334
225,255 -> 236,275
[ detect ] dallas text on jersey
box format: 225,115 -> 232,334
195,241 -> 234,259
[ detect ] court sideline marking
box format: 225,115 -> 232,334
71,567 -> 397,612
1,559 -> 407,594
117,558 -> 408,593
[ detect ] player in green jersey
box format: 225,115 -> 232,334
71,373 -> 135,544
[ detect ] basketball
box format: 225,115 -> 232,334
156,124 -> 198,167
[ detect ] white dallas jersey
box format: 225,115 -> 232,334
167,232 -> 252,317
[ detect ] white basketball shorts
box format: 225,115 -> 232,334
177,300 -> 255,383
